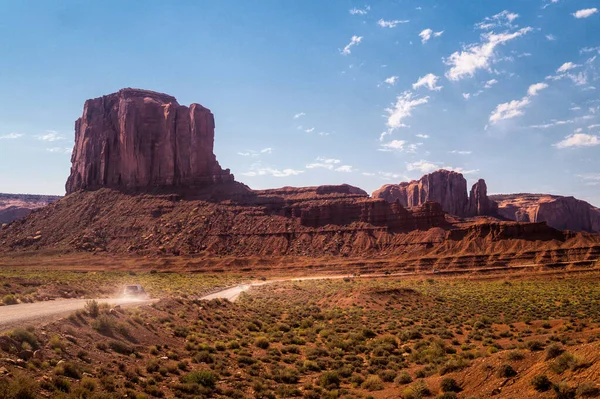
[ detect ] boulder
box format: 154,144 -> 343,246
66,88 -> 234,194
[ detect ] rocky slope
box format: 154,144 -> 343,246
372,170 -> 496,217
491,193 -> 600,233
66,88 -> 233,193
0,193 -> 61,224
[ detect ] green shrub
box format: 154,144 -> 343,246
85,300 -> 99,317
576,382 -> 600,397
361,375 -> 384,391
402,380 -> 431,399
506,350 -> 525,361
550,352 -> 578,374
545,344 -> 565,360
9,328 -> 38,350
319,371 -> 341,389
440,377 -> 461,393
109,340 -> 134,355
180,370 -> 217,389
496,364 -> 517,378
3,294 -> 18,305
92,314 -> 115,335
553,382 -> 576,399
378,369 -> 397,382
0,373 -> 38,399
531,375 -> 552,392
255,336 -> 270,349
395,371 -> 413,385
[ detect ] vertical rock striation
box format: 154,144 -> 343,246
66,88 -> 233,194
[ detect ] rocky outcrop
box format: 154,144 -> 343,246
491,194 -> 600,233
373,170 -> 495,217
66,88 -> 234,194
469,179 -> 497,217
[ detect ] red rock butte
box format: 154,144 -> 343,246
66,88 -> 234,194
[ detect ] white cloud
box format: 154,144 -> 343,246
449,150 -> 472,155
304,128 -> 315,133
384,76 -> 399,85
385,91 -> 429,129
0,133 -> 23,139
238,148 -> 273,157
489,82 -> 547,124
293,112 -> 305,119
419,29 -> 443,44
46,147 -> 72,154
462,93 -> 471,100
319,131 -> 330,136
412,73 -> 443,91
557,62 -> 580,73
362,172 -> 376,176
581,46 -> 600,54
377,19 -> 409,28
442,167 -> 480,175
349,6 -> 370,15
527,82 -> 549,96
573,8 -> 598,19
444,27 -> 532,81
36,131 -> 64,141
378,171 -> 403,180
475,10 -> 519,30
335,165 -> 355,173
489,97 -> 531,124
242,167 -> 303,177
341,35 -> 363,55
554,133 -> 600,148
306,157 -> 341,170
484,79 -> 498,88
406,160 -> 440,174
546,34 -> 556,41
260,147 -> 272,154
588,124 -> 600,129
416,133 -> 429,139
529,119 -> 574,128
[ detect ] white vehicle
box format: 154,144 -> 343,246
122,284 -> 148,298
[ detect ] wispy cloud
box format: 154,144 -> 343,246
0,133 -> 23,140
379,140 -> 423,153
489,82 -> 548,124
573,8 -> 598,19
406,160 -> 440,174
412,73 -> 443,91
349,6 -> 370,15
304,127 -> 315,133
335,165 -> 355,172
378,19 -> 409,28
475,10 -> 519,30
385,91 -> 429,129
341,35 -> 363,55
306,157 -> 341,170
449,150 -> 472,155
444,26 -> 532,81
546,34 -> 556,41
416,134 -> 429,139
530,119 -> 574,129
554,132 -> 600,148
557,62 -> 580,73
238,148 -> 273,157
419,28 -> 443,44
36,130 -> 65,141
241,165 -> 303,177
293,112 -> 305,119
484,79 -> 498,88
384,76 -> 398,86
46,147 -> 72,154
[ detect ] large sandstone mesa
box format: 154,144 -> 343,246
66,88 -> 234,194
0,193 -> 62,224
491,194 -> 600,233
372,170 -> 495,217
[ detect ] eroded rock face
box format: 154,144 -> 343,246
373,170 -> 494,217
491,194 -> 600,233
66,88 -> 234,194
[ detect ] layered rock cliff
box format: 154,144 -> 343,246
491,194 -> 600,233
66,88 -> 234,194
372,170 -> 495,217
0,194 -> 62,224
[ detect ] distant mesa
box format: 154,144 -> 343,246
66,88 -> 234,194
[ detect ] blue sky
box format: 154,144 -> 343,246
0,1 -> 599,206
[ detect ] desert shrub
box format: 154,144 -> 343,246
3,294 -> 18,305
48,334 -> 65,351
440,378 -> 461,393
361,375 -> 384,391
146,359 -> 160,373
378,369 -> 397,382
81,377 -> 97,391
395,371 -> 413,385
550,352 -> 578,374
439,358 -> 469,375
531,375 -> 552,392
180,370 -> 217,389
496,364 -> 517,378
92,315 -> 115,335
402,380 -> 431,399
526,340 -> 545,351
436,393 -> 457,399
109,340 -> 134,355
9,328 -> 38,349
272,366 -> 300,384
255,336 -> 270,349
85,300 -> 99,317
0,373 -> 38,399
319,371 -> 341,389
576,382 -> 600,397
173,326 -> 189,338
55,362 -> 82,379
53,376 -> 71,392
545,344 -> 565,360
553,382 -> 576,399
506,350 -> 525,361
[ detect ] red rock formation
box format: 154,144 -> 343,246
373,170 -> 494,217
66,88 -> 233,194
491,194 -> 600,233
468,179 -> 497,217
